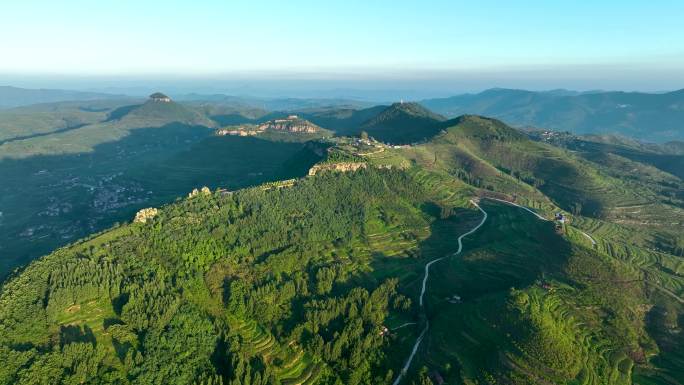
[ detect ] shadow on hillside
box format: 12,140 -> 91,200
371,200 -> 576,380
423,200 -> 572,303
364,199 -> 574,315
105,104 -> 139,121
0,123 -> 89,146
0,124 -> 324,278
60,324 -> 97,347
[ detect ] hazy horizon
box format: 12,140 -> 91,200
2,0 -> 684,97
2,69 -> 683,102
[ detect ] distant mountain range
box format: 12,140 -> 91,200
3,86 -> 684,142
0,86 -> 122,109
422,88 -> 684,142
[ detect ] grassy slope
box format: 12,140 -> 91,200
390,116 -> 683,254
409,200 -> 658,384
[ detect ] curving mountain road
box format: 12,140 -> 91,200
579,230 -> 597,246
391,197 -> 562,384
488,198 -> 549,221
391,200 -> 488,385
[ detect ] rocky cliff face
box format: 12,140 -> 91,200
134,208 -> 158,223
216,128 -> 263,136
308,162 -> 367,176
188,186 -> 212,198
258,115 -> 319,133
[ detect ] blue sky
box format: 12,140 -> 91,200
1,0 -> 683,92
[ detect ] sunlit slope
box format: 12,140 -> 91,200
391,116 -> 684,233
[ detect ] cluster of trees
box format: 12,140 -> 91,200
496,166 -> 545,189
450,168 -> 493,190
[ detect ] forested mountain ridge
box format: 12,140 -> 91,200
1,112 -> 683,384
0,168 -> 466,384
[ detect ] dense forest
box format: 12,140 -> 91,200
0,169 -> 443,385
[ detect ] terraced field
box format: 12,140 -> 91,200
388,198 -> 681,384
228,318 -> 324,384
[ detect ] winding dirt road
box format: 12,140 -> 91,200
579,230 -> 597,246
391,197 -> 562,384
391,200 -> 487,385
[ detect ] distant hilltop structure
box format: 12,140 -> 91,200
149,92 -> 171,103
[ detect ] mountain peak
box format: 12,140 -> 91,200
149,92 -> 172,102
384,101 -> 446,120
436,114 -> 526,142
106,97 -> 213,127
358,102 -> 446,144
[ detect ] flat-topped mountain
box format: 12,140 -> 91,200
216,115 -> 325,138
257,114 -> 320,133
148,92 -> 172,102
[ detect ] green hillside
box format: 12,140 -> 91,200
533,132 -> 684,180
1,129 -> 683,384
358,102 -> 446,144
398,116 -> 684,251
298,105 -> 387,135
0,99 -> 137,144
0,168 -> 466,384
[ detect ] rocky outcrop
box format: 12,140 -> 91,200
188,186 -> 211,198
257,115 -> 319,133
134,208 -> 158,223
216,128 -> 263,136
308,162 -> 367,176
216,116 -> 319,136
149,92 -> 171,103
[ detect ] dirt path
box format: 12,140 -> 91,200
391,197 -> 561,384
651,283 -> 684,304
579,230 -> 597,246
391,200 -> 487,385
392,322 -> 417,330
488,198 -> 549,221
